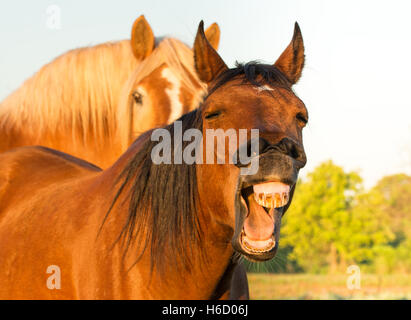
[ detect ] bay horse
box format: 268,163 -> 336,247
0,16 -> 220,168
0,21 -> 307,299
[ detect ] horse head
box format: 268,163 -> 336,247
118,16 -> 221,150
193,21 -> 307,262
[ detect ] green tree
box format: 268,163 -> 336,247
280,160 -> 393,273
370,174 -> 411,239
356,174 -> 411,273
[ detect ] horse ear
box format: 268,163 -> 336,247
204,23 -> 221,50
274,22 -> 305,85
130,15 -> 155,60
194,21 -> 228,84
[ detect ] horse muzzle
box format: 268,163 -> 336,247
231,148 -> 303,262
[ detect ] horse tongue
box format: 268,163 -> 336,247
243,193 -> 274,242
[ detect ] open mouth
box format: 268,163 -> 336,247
239,181 -> 290,256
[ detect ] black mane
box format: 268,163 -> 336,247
105,110 -> 203,275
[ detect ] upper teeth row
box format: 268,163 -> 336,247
254,192 -> 289,209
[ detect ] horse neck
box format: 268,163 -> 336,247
92,133 -> 235,298
121,202 -> 235,299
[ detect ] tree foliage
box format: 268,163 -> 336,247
277,161 -> 402,273
246,161 -> 411,274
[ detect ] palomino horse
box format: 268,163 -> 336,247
0,21 -> 307,299
0,16 -> 220,168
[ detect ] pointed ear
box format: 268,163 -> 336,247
130,15 -> 155,60
193,21 -> 228,84
274,22 -> 305,85
204,23 -> 221,51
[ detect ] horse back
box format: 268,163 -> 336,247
0,146 -> 101,213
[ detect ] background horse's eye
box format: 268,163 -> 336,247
205,110 -> 222,120
296,113 -> 308,125
132,91 -> 143,104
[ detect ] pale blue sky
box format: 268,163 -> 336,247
1,0 -> 410,188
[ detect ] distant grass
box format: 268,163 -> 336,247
247,273 -> 411,300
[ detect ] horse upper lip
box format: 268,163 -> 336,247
238,152 -> 298,189
241,179 -> 293,190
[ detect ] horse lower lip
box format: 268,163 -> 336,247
240,230 -> 275,253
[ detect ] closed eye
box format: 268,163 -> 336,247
296,113 -> 308,125
205,110 -> 222,120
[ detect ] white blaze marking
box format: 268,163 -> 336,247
256,85 -> 274,92
162,68 -> 183,123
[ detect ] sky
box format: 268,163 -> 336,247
0,0 -> 410,188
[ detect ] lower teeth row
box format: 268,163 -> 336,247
254,192 -> 289,209
241,233 -> 275,253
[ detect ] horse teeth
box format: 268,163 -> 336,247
241,233 -> 275,253
282,192 -> 289,206
253,192 -> 290,209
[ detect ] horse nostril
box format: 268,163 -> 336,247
281,138 -> 306,165
257,138 -> 271,155
233,137 -> 306,168
241,137 -> 269,159
290,145 -> 300,159
233,137 -> 267,167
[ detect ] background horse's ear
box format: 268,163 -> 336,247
204,23 -> 221,51
194,21 -> 228,84
131,15 -> 155,60
274,22 -> 305,85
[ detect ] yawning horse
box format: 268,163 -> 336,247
0,16 -> 220,168
0,21 -> 307,299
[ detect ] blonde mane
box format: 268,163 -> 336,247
0,40 -> 138,148
0,38 -> 206,153
117,38 -> 207,150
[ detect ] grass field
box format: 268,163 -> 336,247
247,273 -> 411,300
